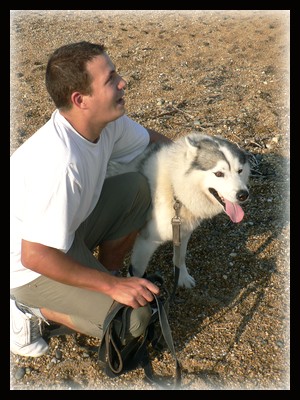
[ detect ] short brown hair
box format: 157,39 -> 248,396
45,41 -> 106,110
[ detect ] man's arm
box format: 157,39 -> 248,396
21,239 -> 159,309
147,128 -> 173,144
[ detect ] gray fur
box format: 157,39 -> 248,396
187,134 -> 248,171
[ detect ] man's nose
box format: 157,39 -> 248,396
118,77 -> 127,90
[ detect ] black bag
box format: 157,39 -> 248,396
97,274 -> 181,389
45,274 -> 181,389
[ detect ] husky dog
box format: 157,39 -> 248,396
107,132 -> 250,288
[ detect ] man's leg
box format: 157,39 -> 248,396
85,172 -> 152,272
41,172 -> 153,332
97,231 -> 138,272
11,276 -> 151,340
10,172 -> 153,350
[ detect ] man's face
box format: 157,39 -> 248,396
84,53 -> 126,124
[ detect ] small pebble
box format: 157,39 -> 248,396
15,367 -> 26,380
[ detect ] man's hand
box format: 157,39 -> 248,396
107,276 -> 160,309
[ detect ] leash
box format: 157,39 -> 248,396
150,293 -> 182,388
171,198 -> 182,300
129,197 -> 182,301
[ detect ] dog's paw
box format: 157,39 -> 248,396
178,273 -> 196,288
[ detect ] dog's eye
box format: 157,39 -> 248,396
214,171 -> 224,178
238,169 -> 243,174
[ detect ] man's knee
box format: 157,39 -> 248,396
125,172 -> 152,223
128,304 -> 152,338
127,172 -> 151,204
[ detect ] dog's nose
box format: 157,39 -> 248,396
237,190 -> 249,202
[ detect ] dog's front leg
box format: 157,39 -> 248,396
173,232 -> 196,288
129,234 -> 161,278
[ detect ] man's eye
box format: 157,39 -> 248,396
214,171 -> 224,178
107,73 -> 116,83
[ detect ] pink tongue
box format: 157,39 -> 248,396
224,200 -> 244,223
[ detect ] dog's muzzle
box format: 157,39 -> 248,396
209,187 -> 249,223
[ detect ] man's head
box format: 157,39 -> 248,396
46,41 -> 106,110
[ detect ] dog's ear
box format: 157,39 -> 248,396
185,134 -> 202,150
185,133 -> 213,150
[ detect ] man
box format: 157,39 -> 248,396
10,41 -> 171,357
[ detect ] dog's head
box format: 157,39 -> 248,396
185,132 -> 250,223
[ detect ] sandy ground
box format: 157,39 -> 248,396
10,10 -> 290,390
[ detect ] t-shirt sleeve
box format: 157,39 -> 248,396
21,164 -> 81,252
109,115 -> 150,162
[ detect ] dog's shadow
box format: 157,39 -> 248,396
143,151 -> 289,387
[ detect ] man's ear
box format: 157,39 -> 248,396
71,92 -> 87,109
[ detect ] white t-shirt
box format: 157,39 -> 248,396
10,110 -> 149,289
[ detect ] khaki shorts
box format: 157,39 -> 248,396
11,172 -> 152,339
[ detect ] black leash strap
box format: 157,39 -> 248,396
151,293 -> 182,388
98,294 -> 181,389
98,301 -> 126,373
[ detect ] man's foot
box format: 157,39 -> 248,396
10,299 -> 49,357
